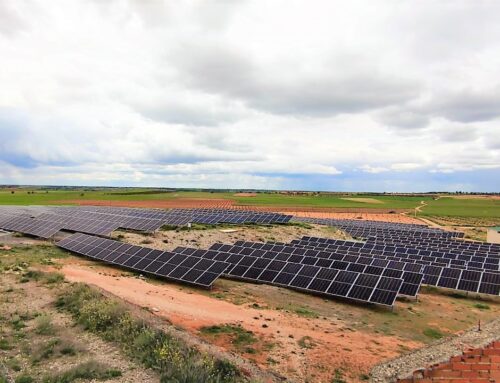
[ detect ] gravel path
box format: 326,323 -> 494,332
370,317 -> 500,383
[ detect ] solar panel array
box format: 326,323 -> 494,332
170,244 -> 404,306
289,217 -> 500,297
56,233 -> 228,288
0,206 -> 292,239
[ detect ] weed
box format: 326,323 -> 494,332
0,338 -> 12,350
42,360 -> 121,383
43,272 -> 64,285
332,368 -> 347,383
298,336 -> 316,349
15,376 -> 34,383
294,307 -> 319,318
35,315 -> 55,335
11,317 -> 26,331
200,324 -> 257,348
31,338 -> 60,364
474,303 -> 490,310
423,328 -> 444,339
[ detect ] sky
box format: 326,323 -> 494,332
0,0 -> 499,192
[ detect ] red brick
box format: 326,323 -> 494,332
461,370 -> 481,378
469,379 -> 490,383
452,363 -> 472,370
430,370 -> 462,378
490,370 -> 500,379
464,349 -> 483,356
471,364 -> 492,370
450,355 -> 464,363
489,355 -> 500,363
464,355 -> 482,363
491,341 -> 500,349
483,349 -> 500,356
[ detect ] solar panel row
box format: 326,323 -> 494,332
171,246 -> 404,306
56,233 -> 228,288
0,206 -> 293,238
202,242 -> 423,297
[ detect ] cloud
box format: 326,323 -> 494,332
171,43 -> 420,117
432,88 -> 500,123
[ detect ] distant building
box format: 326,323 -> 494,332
487,226 -> 500,244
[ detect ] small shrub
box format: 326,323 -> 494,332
297,336 -> 316,349
15,376 -> 34,383
35,315 -> 55,335
423,328 -> 443,339
294,307 -> 319,318
332,368 -> 347,383
31,338 -> 60,364
0,338 -> 12,350
42,360 -> 121,383
474,303 -> 490,310
43,272 -> 64,285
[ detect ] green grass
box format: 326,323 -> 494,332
474,303 -> 490,310
200,324 -> 257,349
0,187 -> 425,209
420,197 -> 500,219
423,327 -> 444,339
1,187 -> 498,219
15,376 -> 34,383
42,361 -> 121,383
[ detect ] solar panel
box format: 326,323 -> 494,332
56,233 -> 228,288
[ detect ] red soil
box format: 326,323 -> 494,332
56,260 -> 421,382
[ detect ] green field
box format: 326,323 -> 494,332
419,197 -> 500,218
0,187 -> 498,220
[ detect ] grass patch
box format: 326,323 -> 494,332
294,307 -> 319,318
56,283 -> 241,383
297,336 -> 316,349
423,328 -> 444,340
15,376 -> 34,383
0,338 -> 12,350
200,324 -> 257,349
35,314 -> 55,335
331,368 -> 347,383
42,360 -> 121,383
474,303 -> 490,310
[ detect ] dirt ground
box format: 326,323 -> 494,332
286,211 -> 422,225
0,273 -> 158,382
113,223 -> 353,252
55,261 -> 413,382
51,257 -> 500,383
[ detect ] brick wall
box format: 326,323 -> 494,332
398,340 -> 500,383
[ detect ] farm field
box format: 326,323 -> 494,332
1,187 -> 499,222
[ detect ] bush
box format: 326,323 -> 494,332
57,284 -> 241,383
15,376 -> 34,383
474,303 -> 490,310
423,328 -> 444,339
35,315 -> 55,335
42,360 -> 121,383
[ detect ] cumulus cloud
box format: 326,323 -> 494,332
0,0 -> 499,191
